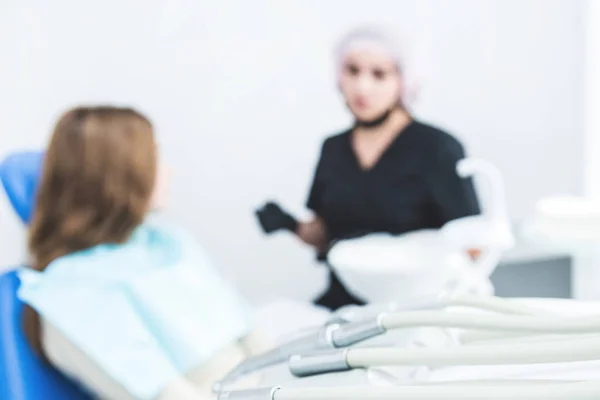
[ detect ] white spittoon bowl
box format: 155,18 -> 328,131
327,229 -> 473,304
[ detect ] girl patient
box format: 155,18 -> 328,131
18,106 -> 270,400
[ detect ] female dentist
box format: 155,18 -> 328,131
257,26 -> 481,311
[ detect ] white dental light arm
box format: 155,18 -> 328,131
218,381 -> 600,400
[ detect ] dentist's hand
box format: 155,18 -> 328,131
255,201 -> 298,234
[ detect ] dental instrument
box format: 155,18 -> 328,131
214,291 -> 558,391
215,302 -> 600,392
216,303 -> 600,400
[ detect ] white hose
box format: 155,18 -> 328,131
437,294 -> 554,316
348,294 -> 554,325
410,379 -> 583,386
346,335 -> 600,367
381,311 -> 600,333
462,332 -> 600,346
458,330 -> 529,344
273,380 -> 600,400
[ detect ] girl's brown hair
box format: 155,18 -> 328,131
24,106 -> 157,356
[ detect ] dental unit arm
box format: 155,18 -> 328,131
214,297 -> 570,391
456,158 -> 510,223
218,307 -> 600,400
214,292 -> 555,390
288,311 -> 600,377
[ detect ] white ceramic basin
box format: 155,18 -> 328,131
327,230 -> 475,304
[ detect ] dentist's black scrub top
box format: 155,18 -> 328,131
307,120 -> 480,310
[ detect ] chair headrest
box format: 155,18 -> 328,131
0,151 -> 44,224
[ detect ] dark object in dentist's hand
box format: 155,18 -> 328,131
255,201 -> 299,234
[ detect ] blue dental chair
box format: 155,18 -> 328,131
0,151 -> 92,399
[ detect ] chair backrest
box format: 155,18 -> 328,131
0,151 -> 44,224
0,151 -> 92,400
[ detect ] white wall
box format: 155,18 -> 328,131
0,0 -> 585,302
570,0 -> 600,300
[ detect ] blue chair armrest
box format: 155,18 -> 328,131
0,270 -> 93,400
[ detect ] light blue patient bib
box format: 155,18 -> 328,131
18,216 -> 251,400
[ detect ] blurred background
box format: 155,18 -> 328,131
0,0 -> 595,303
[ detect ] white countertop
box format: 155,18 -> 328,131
499,222 -> 571,265
500,240 -> 570,264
